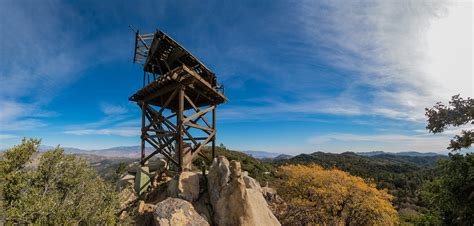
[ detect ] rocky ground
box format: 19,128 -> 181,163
117,156 -> 283,225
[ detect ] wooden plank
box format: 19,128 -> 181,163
143,137 -> 178,166
184,137 -> 209,141
177,87 -> 185,172
212,106 -> 216,160
183,105 -> 215,124
144,83 -> 180,103
184,93 -> 212,128
158,89 -> 178,114
141,102 -> 146,163
191,131 -> 216,160
145,105 -> 178,131
182,65 -> 228,101
184,122 -> 213,132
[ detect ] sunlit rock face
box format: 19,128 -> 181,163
153,198 -> 209,226
117,156 -> 281,226
207,157 -> 281,226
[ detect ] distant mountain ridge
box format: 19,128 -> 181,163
241,150 -> 289,159
38,145 -> 148,158
25,146 -> 448,160
355,151 -> 446,157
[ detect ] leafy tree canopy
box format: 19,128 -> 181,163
421,153 -> 474,225
426,94 -> 474,151
0,138 -> 119,224
276,164 -> 399,225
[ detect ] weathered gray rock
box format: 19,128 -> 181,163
127,162 -> 140,174
149,158 -> 167,172
207,157 -> 280,226
178,171 -> 201,202
192,191 -> 213,224
118,186 -> 137,210
207,157 -> 230,206
181,143 -> 193,170
243,174 -> 262,193
116,174 -> 135,191
153,198 -> 209,226
167,172 -> 201,202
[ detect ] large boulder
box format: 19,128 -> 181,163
153,198 -> 209,226
243,174 -> 262,193
149,158 -> 168,172
167,172 -> 201,202
118,186 -> 137,210
116,173 -> 135,191
207,157 -> 280,226
178,171 -> 201,202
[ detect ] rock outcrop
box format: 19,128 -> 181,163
153,198 -> 209,226
167,171 -> 201,202
207,157 -> 281,226
118,156 -> 281,226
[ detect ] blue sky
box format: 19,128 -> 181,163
0,0 -> 472,154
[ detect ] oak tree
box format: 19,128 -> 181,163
276,164 -> 398,225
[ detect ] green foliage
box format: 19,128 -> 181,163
194,146 -> 276,183
425,94 -> 474,151
0,138 -> 40,173
421,153 -> 474,225
276,164 -> 399,225
274,152 -> 443,208
0,138 -> 119,224
92,158 -> 135,184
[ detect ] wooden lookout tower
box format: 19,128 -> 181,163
129,29 -> 227,172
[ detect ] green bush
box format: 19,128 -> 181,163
0,138 -> 119,224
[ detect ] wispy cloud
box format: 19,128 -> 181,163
307,132 -> 453,153
295,0 -> 472,121
100,103 -> 128,115
0,1 -> 128,132
63,102 -> 137,137
0,101 -> 52,131
200,0 -> 471,124
64,128 -> 138,137
0,134 -> 17,140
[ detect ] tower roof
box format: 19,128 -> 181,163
140,30 -> 217,87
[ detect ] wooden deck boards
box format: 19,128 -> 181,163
129,65 -> 227,110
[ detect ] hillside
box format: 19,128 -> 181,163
273,151 -> 446,208
194,146 -> 276,183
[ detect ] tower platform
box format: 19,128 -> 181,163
129,65 -> 227,110
130,29 -> 228,172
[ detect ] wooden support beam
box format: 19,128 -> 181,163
177,87 -> 185,172
158,89 -> 178,114
144,83 -> 180,103
191,131 -> 216,160
141,102 -> 146,164
137,34 -> 150,49
182,65 -> 228,101
212,106 -> 216,160
142,137 -> 178,166
184,93 -> 212,128
183,105 -> 215,124
184,137 -> 209,141
145,105 -> 178,131
184,122 -> 213,132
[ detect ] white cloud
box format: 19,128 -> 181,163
100,103 -> 128,115
64,127 -> 139,137
0,134 -> 17,140
307,132 -> 453,153
0,101 -> 50,131
0,1 -> 128,132
295,0 -> 472,122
